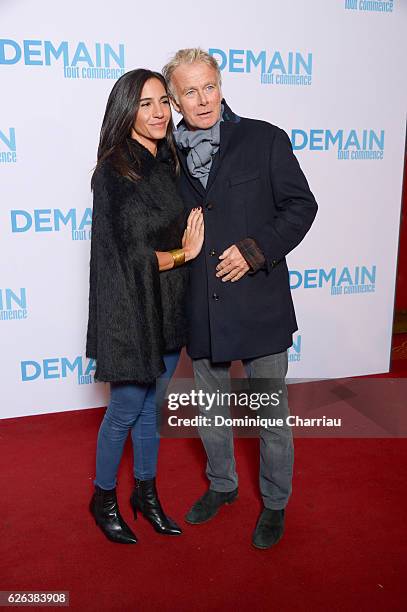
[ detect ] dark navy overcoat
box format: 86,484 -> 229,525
176,101 -> 318,362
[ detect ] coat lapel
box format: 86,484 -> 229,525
177,147 -> 206,199
206,120 -> 237,193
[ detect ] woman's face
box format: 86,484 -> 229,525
131,78 -> 171,152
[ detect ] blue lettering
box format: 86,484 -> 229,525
319,268 -> 336,287
54,209 -> 76,230
44,358 -> 60,379
291,129 -> 308,150
289,270 -> 302,290
304,269 -> 318,288
337,267 -> 353,286
10,208 -> 91,232
71,42 -> 93,67
246,50 -> 266,73
344,130 -> 360,150
61,357 -> 83,377
208,48 -> 227,71
79,208 -> 92,230
361,265 -> 376,284
95,43 -> 102,67
291,335 -> 302,354
267,51 -> 286,74
4,288 -> 26,310
23,40 -> 42,65
104,43 -> 125,68
0,39 -> 21,64
288,130 -> 383,153
326,130 -> 343,150
0,128 -> 16,151
11,210 -> 32,232
44,40 -> 68,66
85,359 -> 97,376
34,210 -> 52,232
0,40 -> 126,69
229,49 -> 244,73
21,360 -> 41,381
370,131 -> 384,151
296,53 -> 312,75
309,130 -> 324,151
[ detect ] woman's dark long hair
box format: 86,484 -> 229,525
91,69 -> 179,187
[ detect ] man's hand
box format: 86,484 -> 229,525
216,245 -> 250,282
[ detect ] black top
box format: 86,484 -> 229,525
86,138 -> 188,383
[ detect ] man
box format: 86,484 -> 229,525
162,49 -> 317,549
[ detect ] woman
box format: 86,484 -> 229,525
86,69 -> 204,544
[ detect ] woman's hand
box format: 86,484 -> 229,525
182,207 -> 204,262
154,208 -> 204,271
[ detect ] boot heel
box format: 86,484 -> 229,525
131,477 -> 182,535
130,495 -> 138,520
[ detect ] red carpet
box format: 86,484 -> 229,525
1,407 -> 407,611
391,333 -> 407,376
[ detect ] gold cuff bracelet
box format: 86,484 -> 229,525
169,249 -> 185,268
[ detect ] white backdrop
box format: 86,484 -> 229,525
1,0 -> 406,419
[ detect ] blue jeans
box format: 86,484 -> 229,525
95,351 -> 180,490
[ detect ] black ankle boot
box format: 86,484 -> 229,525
90,485 -> 138,544
130,478 -> 182,535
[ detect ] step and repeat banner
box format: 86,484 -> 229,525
1,0 -> 406,418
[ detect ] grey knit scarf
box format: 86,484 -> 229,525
174,105 -> 224,187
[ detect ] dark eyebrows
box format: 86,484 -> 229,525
139,95 -> 169,102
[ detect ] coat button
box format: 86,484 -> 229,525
206,202 -> 213,210
212,293 -> 220,300
209,249 -> 217,257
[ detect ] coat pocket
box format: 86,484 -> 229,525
229,170 -> 260,187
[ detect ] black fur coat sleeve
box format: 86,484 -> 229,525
86,144 -> 188,384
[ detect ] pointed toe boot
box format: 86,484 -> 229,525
130,478 -> 182,536
90,485 -> 138,544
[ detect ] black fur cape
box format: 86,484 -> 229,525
86,139 -> 188,384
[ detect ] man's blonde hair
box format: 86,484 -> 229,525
162,48 -> 222,101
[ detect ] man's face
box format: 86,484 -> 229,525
170,62 -> 222,131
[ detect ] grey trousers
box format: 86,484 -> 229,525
192,351 -> 293,510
